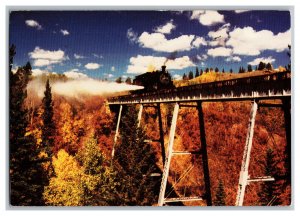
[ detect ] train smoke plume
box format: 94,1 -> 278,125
27,77 -> 143,99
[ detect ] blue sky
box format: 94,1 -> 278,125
9,10 -> 291,81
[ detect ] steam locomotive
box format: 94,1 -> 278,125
133,65 -> 175,92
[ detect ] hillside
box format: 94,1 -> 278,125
174,69 -> 285,87
15,71 -> 290,206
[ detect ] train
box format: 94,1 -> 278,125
133,65 -> 175,92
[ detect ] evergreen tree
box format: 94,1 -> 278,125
210,67 -> 213,72
200,69 -> 203,76
258,148 -> 281,206
9,52 -> 45,205
266,63 -> 273,70
214,180 -> 226,206
115,77 -> 122,83
125,77 -> 132,84
222,68 -> 225,73
113,106 -> 159,206
9,44 -> 16,74
230,68 -> 233,73
255,66 -> 258,71
286,45 -> 291,72
182,73 -> 187,80
76,137 -> 117,206
41,79 -> 55,159
188,71 -> 194,80
205,68 -> 209,73
215,67 -> 219,72
195,67 -> 200,77
248,64 -> 253,72
258,61 -> 266,70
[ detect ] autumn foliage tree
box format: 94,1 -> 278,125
44,138 -> 118,206
55,102 -> 85,155
43,149 -> 83,206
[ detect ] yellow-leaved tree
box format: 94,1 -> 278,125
43,149 -> 84,206
44,138 -> 118,206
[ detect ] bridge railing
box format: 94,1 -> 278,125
108,71 -> 291,104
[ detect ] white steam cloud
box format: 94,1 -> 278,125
27,77 -> 143,99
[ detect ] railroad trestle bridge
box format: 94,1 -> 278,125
108,71 -> 291,206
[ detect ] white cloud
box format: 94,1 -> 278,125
93,53 -> 103,59
235,10 -> 250,14
138,32 -> 197,52
155,20 -> 176,34
192,37 -> 207,48
74,53 -> 85,59
173,74 -> 182,80
225,56 -> 241,62
247,56 -> 275,66
196,54 -> 208,61
127,28 -> 138,43
127,55 -> 195,74
208,23 -> 231,46
190,10 -> 225,26
111,66 -> 115,72
31,68 -> 57,76
63,69 -> 88,79
28,47 -> 67,67
207,47 -> 232,57
85,63 -> 102,70
227,27 -> 291,55
60,29 -> 70,36
25,20 -> 42,30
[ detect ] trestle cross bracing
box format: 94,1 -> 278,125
108,72 -> 291,206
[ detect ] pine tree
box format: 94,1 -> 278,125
258,61 -> 266,70
200,69 -> 203,76
113,106 -> 159,206
76,137 -> 118,206
258,148 -> 281,206
248,64 -> 253,72
195,67 -> 200,77
214,180 -> 226,206
230,68 -> 233,73
266,63 -> 273,70
9,51 -> 45,205
238,67 -> 242,73
41,79 -> 55,159
286,45 -> 291,72
115,77 -> 122,83
215,67 -> 219,72
188,71 -> 194,80
205,68 -> 209,73
125,77 -> 132,84
222,68 -> 225,73
182,73 -> 187,80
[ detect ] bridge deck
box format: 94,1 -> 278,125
108,71 -> 291,105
